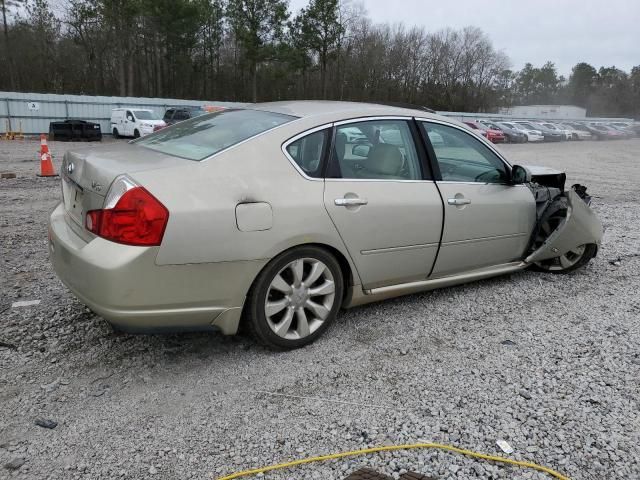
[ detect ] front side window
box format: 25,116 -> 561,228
285,129 -> 328,178
330,120 -> 422,180
136,109 -> 296,161
421,122 -> 508,184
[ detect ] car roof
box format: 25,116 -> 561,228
250,100 -> 444,123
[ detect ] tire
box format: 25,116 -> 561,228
532,244 -> 597,274
112,128 -> 119,139
244,246 -> 344,350
133,129 -> 140,138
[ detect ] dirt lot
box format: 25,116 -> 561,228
1,137 -> 639,480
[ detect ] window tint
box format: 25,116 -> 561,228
421,122 -> 508,184
286,129 -> 328,178
163,109 -> 174,121
173,110 -> 189,121
136,109 -> 296,161
331,120 -> 421,180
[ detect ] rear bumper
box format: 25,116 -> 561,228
48,203 -> 265,334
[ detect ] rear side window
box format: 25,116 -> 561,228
163,109 -> 174,121
285,129 -> 328,178
330,120 -> 422,180
136,109 -> 296,161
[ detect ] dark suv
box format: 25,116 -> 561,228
162,106 -> 208,126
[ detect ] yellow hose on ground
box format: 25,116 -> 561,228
216,442 -> 570,480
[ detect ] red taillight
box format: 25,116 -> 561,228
86,186 -> 169,246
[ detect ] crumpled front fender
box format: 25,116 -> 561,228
525,189 -> 603,264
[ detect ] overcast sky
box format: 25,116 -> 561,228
290,0 -> 640,76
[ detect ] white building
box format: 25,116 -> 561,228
499,105 -> 587,119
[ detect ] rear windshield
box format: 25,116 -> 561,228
135,109 -> 296,161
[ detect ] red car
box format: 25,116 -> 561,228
464,121 -> 506,143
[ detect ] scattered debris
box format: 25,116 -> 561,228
1,172 -> 17,179
496,440 -> 514,454
4,457 -> 25,470
500,339 -> 517,346
35,418 -> 58,429
518,389 -> 533,400
11,299 -> 41,308
40,377 -> 62,393
608,257 -> 622,266
148,465 -> 158,475
0,340 -> 17,350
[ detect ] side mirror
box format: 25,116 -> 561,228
510,165 -> 532,185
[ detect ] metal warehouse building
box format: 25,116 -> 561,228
0,91 -> 244,135
499,105 -> 587,119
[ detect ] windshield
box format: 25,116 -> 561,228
135,109 -> 296,161
133,110 -> 160,120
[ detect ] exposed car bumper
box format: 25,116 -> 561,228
527,134 -> 545,142
139,126 -> 156,136
48,203 -> 264,334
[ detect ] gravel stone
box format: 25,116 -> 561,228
34,418 -> 58,429
4,457 -> 26,470
1,138 -> 640,479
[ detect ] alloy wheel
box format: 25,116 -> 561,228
264,258 -> 336,340
534,244 -> 587,272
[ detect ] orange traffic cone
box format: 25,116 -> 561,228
37,134 -> 57,177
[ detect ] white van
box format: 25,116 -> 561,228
110,108 -> 166,138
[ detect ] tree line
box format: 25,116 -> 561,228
1,0 -> 639,117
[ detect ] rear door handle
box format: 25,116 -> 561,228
335,197 -> 368,207
447,198 -> 471,206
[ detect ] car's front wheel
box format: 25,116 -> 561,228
532,244 -> 597,273
245,246 -> 344,350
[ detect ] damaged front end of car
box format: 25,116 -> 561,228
519,165 -> 603,272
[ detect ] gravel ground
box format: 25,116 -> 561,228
1,137 -> 639,480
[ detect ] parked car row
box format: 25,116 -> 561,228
109,105 -> 231,138
462,118 -> 639,143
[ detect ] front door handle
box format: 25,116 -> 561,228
447,198 -> 471,206
335,197 -> 368,207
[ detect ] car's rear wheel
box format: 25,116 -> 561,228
245,246 -> 344,350
133,129 -> 140,138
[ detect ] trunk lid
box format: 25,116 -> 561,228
61,143 -> 187,227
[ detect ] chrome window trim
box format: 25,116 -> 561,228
334,115 -> 414,126
325,178 -> 435,184
281,123 -> 333,181
415,117 -> 513,168
437,180 -> 527,187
